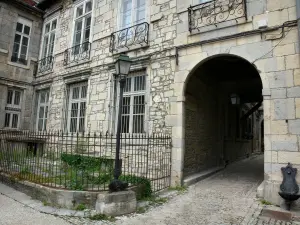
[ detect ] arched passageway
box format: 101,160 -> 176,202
183,54 -> 263,178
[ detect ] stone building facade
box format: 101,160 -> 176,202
1,0 -> 300,205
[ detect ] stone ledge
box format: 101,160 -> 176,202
183,166 -> 224,186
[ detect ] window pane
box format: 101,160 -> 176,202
124,78 -> 131,93
45,106 -> 48,119
85,1 -> 92,13
7,90 -> 13,104
71,103 -> 78,117
49,33 -> 55,56
122,97 -> 130,114
38,119 -> 43,131
80,102 -> 86,117
39,106 -> 45,119
4,113 -> 10,127
76,5 -> 84,18
40,92 -> 46,103
22,37 -> 29,46
70,118 -> 77,132
16,23 -> 23,32
81,85 -> 87,98
51,20 -> 57,30
44,118 -> 47,131
133,95 -> 145,114
121,0 -> 132,28
12,114 -> 18,128
133,115 -> 144,133
121,115 -> 130,133
24,25 -> 30,35
134,76 -> 146,91
14,34 -> 21,44
45,23 -> 50,33
72,87 -> 80,99
14,91 -> 21,105
83,16 -> 91,42
74,20 -> 83,45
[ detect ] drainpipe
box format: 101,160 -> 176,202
296,0 -> 300,52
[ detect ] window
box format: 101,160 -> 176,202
120,0 -> 145,29
36,90 -> 49,131
119,75 -> 146,133
11,17 -> 32,65
67,83 -> 87,133
4,89 -> 22,129
42,18 -> 57,59
73,0 -> 92,53
194,0 -> 210,4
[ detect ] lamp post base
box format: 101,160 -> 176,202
109,179 -> 128,192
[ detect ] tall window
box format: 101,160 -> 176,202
67,83 -> 87,133
4,89 -> 22,129
120,0 -> 145,29
36,90 -> 49,131
11,17 -> 32,65
73,0 -> 92,53
42,18 -> 57,59
119,75 -> 146,133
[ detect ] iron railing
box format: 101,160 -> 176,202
37,56 -> 54,74
63,42 -> 91,66
188,0 -> 247,33
110,22 -> 149,52
0,130 -> 172,192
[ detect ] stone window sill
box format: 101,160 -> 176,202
36,71 -> 53,78
7,61 -> 30,70
112,45 -> 149,55
65,59 -> 92,69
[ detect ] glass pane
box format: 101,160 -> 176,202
44,118 -> 47,131
7,90 -> 13,104
136,8 -> 145,24
79,118 -> 85,132
39,106 -> 45,119
14,34 -> 21,44
121,0 -> 132,28
45,106 -> 48,119
74,20 -> 83,45
38,119 -> 43,131
85,1 -> 92,13
16,23 -> 23,32
81,85 -> 87,98
76,5 -> 84,18
49,33 -> 55,56
133,95 -> 145,114
121,115 -> 130,133
40,92 -> 46,103
70,118 -> 77,132
124,78 -> 131,93
14,91 -> 21,105
83,16 -> 91,42
12,114 -> 18,128
4,113 -> 10,127
22,37 -> 29,46
122,97 -> 130,114
71,103 -> 78,117
133,115 -> 144,133
24,25 -> 30,35
134,76 -> 146,91
45,23 -> 50,33
72,87 -> 80,99
42,36 -> 49,58
51,20 -> 57,30
80,102 -> 86,117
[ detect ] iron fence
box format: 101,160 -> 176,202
110,22 -> 149,52
63,42 -> 91,66
188,0 -> 247,33
0,130 -> 172,193
37,56 -> 54,74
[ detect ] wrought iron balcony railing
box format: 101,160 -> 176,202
188,0 -> 247,33
110,22 -> 149,52
63,42 -> 91,66
37,56 -> 54,74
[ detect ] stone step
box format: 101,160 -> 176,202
183,166 -> 224,186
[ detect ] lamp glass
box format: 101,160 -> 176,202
115,54 -> 132,76
230,93 -> 240,105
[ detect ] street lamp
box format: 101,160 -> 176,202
109,54 -> 132,192
230,93 -> 240,105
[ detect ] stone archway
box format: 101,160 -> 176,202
182,54 -> 264,180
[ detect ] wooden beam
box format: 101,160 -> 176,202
240,101 -> 263,120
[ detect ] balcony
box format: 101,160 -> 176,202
37,56 -> 54,74
63,42 -> 91,66
110,22 -> 149,53
188,0 -> 247,33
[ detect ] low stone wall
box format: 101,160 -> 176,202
0,172 -> 136,215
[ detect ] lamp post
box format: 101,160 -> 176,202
109,54 -> 132,192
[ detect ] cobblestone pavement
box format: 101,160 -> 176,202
1,155 -> 295,225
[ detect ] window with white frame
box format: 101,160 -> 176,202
120,0 -> 145,29
73,0 -> 92,53
4,89 -> 22,129
11,17 -> 32,65
42,18 -> 57,59
119,74 -> 146,133
36,90 -> 49,131
194,0 -> 210,4
67,83 -> 88,133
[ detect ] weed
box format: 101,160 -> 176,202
168,185 -> 188,193
260,199 -> 272,205
75,203 -> 86,211
43,201 -> 51,206
136,207 -> 146,214
142,196 -> 168,205
89,214 -> 116,222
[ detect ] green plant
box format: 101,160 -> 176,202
260,199 -> 272,205
74,137 -> 88,154
43,201 -> 51,206
119,175 -> 152,200
142,196 -> 168,205
89,214 -> 116,222
136,207 -> 146,214
20,166 -> 30,175
168,185 -> 188,193
75,203 -> 86,211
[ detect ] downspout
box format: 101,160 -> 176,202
296,0 -> 300,53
